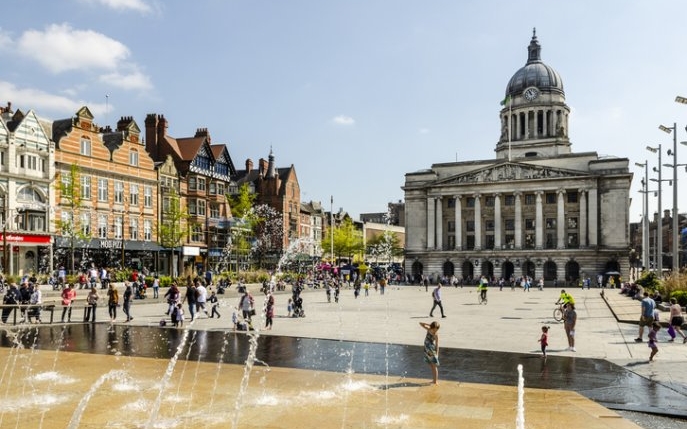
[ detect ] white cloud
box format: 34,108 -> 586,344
17,23 -> 131,73
332,115 -> 355,126
0,81 -> 99,116
79,0 -> 152,13
99,69 -> 153,91
418,128 -> 430,134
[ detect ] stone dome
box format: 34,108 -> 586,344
505,29 -> 564,97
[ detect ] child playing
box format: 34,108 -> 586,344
287,298 -> 293,317
209,291 -> 221,318
538,326 -> 549,358
174,303 -> 184,328
648,322 -> 660,361
231,306 -> 239,330
419,321 -> 440,385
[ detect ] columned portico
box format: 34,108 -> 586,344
557,189 -> 565,249
514,192 -> 522,249
579,189 -> 587,247
535,192 -> 543,249
474,194 -> 482,250
427,197 -> 435,249
436,197 -> 443,250
454,196 -> 462,250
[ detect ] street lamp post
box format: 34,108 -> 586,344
659,123 -> 679,271
647,144 -> 663,275
635,161 -> 650,272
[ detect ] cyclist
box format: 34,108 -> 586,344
556,289 -> 575,310
477,276 -> 488,302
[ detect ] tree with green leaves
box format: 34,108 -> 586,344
322,217 -> 364,263
229,182 -> 256,219
54,164 -> 91,273
158,189 -> 188,278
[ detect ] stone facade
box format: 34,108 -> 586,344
403,31 -> 632,285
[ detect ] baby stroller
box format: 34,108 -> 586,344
292,296 -> 305,317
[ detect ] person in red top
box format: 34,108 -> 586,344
61,283 -> 77,323
539,326 -> 549,358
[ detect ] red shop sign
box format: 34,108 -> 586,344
1,234 -> 51,244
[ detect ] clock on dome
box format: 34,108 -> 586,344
523,86 -> 540,101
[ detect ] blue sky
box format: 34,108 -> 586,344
3,0 -> 687,223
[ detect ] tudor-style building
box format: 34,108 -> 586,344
145,114 -> 235,276
53,107 -> 159,272
403,30 -> 633,285
0,103 -> 55,275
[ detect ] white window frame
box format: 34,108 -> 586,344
98,178 -> 108,202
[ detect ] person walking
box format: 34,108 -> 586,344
183,282 -> 198,321
420,321 -> 440,385
164,283 -> 180,315
429,284 -> 446,318
208,290 -> 221,318
28,284 -> 42,324
648,322 -> 661,361
60,283 -> 76,323
122,282 -> 133,322
240,290 -> 254,322
107,283 -> 119,322
84,286 -> 99,322
265,294 -> 275,330
668,297 -> 687,343
563,303 -> 577,351
635,292 -> 656,342
195,281 -> 208,317
152,276 -> 160,299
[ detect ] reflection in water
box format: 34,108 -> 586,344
0,324 -> 685,417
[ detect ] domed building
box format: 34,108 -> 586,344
403,30 -> 632,286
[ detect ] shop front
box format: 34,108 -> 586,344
54,237 -> 160,274
1,233 -> 53,276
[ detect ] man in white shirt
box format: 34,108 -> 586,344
195,282 -> 208,317
429,284 -> 446,318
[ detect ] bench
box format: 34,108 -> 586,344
0,304 -> 56,325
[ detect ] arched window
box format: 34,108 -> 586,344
17,187 -> 44,203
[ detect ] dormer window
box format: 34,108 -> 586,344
80,138 -> 91,156
129,149 -> 139,166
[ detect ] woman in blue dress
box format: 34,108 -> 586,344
420,321 -> 440,385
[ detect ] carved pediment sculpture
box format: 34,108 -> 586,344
439,163 -> 584,185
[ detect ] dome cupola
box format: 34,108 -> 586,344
504,28 -> 564,98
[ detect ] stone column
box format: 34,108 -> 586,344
494,193 -> 502,249
588,188 -> 598,246
514,192 -> 522,249
579,189 -> 587,247
455,195 -> 462,250
524,111 -> 530,139
474,194 -> 482,250
427,197 -> 435,250
542,109 -> 548,137
535,191 -> 543,249
557,189 -> 566,249
436,197 -> 443,250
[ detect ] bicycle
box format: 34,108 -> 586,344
553,303 -> 565,322
477,289 -> 488,305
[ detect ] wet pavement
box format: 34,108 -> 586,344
2,322 -> 685,419
1,284 -> 686,427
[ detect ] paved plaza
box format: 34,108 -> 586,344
2,282 -> 686,428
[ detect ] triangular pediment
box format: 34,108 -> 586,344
438,162 -> 586,185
